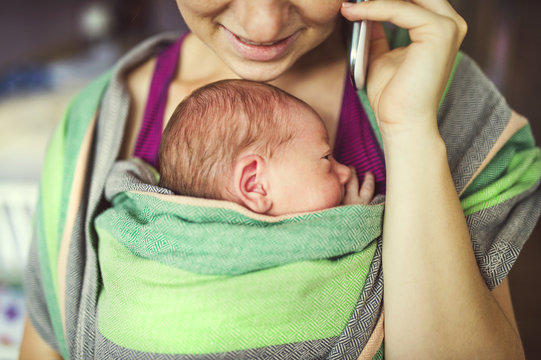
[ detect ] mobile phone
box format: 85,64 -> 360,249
349,0 -> 371,90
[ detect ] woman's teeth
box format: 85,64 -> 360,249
238,36 -> 279,46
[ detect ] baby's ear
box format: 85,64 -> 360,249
232,154 -> 272,214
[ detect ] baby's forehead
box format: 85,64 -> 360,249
287,100 -> 327,129
280,105 -> 329,146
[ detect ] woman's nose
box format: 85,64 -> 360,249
235,0 -> 290,43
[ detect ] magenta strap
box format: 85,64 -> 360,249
133,34 -> 187,168
334,77 -> 386,194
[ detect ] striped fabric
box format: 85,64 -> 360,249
334,78 -> 386,194
95,159 -> 383,354
23,32 -> 541,360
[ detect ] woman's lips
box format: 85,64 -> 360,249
223,26 -> 299,62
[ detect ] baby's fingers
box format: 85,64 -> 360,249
344,166 -> 360,204
359,171 -> 375,205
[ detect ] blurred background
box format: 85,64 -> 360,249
0,0 -> 539,358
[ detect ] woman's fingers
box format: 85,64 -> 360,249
407,0 -> 468,45
341,0 -> 467,131
341,0 -> 466,47
342,0 -> 441,31
408,0 -> 466,24
368,22 -> 389,63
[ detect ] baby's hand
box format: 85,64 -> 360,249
342,168 -> 375,206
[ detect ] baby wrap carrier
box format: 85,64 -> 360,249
96,159 -> 386,359
25,33 -> 541,359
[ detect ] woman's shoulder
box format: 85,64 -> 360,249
114,32 -> 185,157
121,32 -> 184,98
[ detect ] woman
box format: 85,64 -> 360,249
20,0 -> 540,359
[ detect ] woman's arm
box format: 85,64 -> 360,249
493,277 -> 521,337
342,1 -> 525,358
381,126 -> 524,359
19,317 -> 63,360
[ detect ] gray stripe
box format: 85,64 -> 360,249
64,33 -> 184,359
438,53 -> 512,194
438,53 -> 541,290
23,229 -> 61,353
328,237 -> 384,360
466,178 -> 541,290
95,330 -> 336,360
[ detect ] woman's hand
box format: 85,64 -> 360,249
341,0 -> 467,139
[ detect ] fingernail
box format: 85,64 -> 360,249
342,2 -> 353,8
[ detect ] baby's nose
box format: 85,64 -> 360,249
334,160 -> 351,184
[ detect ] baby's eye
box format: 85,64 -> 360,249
323,154 -> 330,160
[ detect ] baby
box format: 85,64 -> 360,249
158,79 -> 374,215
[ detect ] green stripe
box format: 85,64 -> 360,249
97,191 -> 383,275
58,70 -> 111,249
440,51 -> 463,109
372,343 -> 384,360
40,108 -> 68,293
35,198 -> 67,358
37,98 -> 76,358
358,89 -> 383,150
36,71 -> 111,359
97,227 -> 376,354
461,125 -> 541,216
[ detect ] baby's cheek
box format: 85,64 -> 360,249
321,186 -> 343,209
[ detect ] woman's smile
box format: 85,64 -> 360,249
176,0 -> 343,81
222,25 -> 301,62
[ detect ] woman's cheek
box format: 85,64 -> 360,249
292,0 -> 343,25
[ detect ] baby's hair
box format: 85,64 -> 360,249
159,79 -> 305,200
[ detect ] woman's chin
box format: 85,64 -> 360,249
225,57 -> 295,82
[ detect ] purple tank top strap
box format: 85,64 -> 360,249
133,33 -> 188,168
334,77 -> 386,194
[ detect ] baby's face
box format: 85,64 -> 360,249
266,105 -> 351,215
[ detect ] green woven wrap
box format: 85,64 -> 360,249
94,160 -> 384,354
24,33 -> 541,360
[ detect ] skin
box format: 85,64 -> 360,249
21,0 -> 525,358
228,102 -> 374,215
342,1 -> 524,358
264,117 -> 352,215
175,0 -> 344,82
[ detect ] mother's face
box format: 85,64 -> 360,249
176,0 -> 344,81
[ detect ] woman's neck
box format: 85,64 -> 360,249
177,25 -> 348,146
271,26 -> 348,147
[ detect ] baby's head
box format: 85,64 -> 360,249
159,79 -> 351,215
